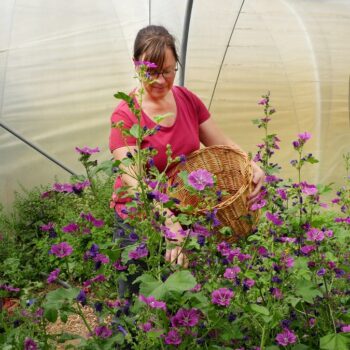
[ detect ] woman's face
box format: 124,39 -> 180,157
142,48 -> 177,101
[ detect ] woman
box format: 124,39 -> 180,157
109,25 -> 265,267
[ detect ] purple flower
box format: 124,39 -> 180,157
47,268 -> 60,283
24,338 -> 38,350
41,222 -> 54,231
113,260 -> 128,271
91,274 -> 107,283
266,212 -> 283,226
275,328 -> 297,346
192,224 -> 211,237
53,182 -> 73,193
50,242 -> 73,258
161,226 -> 177,240
341,325 -> 350,332
140,322 -> 153,332
134,60 -> 157,68
76,290 -> 87,305
0,284 -> 21,292
188,169 -> 214,191
317,268 -> 326,276
171,308 -> 200,327
80,212 -> 104,227
211,288 -> 234,306
276,188 -> 288,200
300,182 -> 318,196
281,255 -> 294,269
62,222 -> 79,233
250,199 -> 267,211
151,190 -> 169,203
75,146 -> 100,155
93,254 -> 109,264
271,287 -> 283,299
306,228 -> 325,242
265,175 -> 281,183
94,325 -> 112,338
164,329 -> 182,345
243,278 -> 256,289
298,132 -> 311,142
139,295 -> 166,311
223,266 -> 241,280
129,244 -> 148,260
258,98 -> 268,105
300,245 -> 316,255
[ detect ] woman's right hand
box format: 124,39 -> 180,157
164,221 -> 189,268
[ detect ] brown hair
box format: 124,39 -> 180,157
133,25 -> 179,69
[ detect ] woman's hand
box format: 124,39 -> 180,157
248,161 -> 265,205
164,221 -> 189,268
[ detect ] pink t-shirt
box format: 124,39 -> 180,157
109,85 -> 210,213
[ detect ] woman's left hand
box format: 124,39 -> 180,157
248,161 -> 265,205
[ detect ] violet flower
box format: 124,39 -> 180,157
164,329 -> 182,345
223,266 -> 241,280
188,169 -> 214,191
94,325 -> 112,338
47,268 -> 60,283
62,222 -> 79,233
275,328 -> 297,346
139,295 -> 166,311
306,228 -> 325,242
50,242 -> 73,258
129,244 -> 148,260
75,146 -> 100,155
211,288 -> 234,306
24,338 -> 38,350
266,212 -> 283,226
171,308 -> 200,327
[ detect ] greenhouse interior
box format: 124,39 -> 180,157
0,0 -> 349,349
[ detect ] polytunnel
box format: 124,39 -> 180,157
1,0 -> 350,209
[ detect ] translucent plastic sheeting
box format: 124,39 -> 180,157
1,0 -> 350,209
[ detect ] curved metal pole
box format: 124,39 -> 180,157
0,121 -> 77,176
179,0 -> 194,86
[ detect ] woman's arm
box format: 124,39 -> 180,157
199,118 -> 265,203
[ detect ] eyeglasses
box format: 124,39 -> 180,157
148,65 -> 178,80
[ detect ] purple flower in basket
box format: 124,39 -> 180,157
188,169 -> 214,191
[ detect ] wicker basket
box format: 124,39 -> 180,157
167,146 -> 259,242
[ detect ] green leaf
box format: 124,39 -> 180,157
295,279 -> 323,303
291,344 -> 311,350
44,307 -> 58,322
153,113 -> 173,124
250,304 -> 270,316
306,156 -> 319,164
135,274 -> 165,299
266,346 -> 280,350
129,124 -> 142,139
252,119 -> 261,125
121,243 -> 138,264
114,91 -> 132,104
320,333 -> 350,350
165,270 -> 197,293
44,287 -> 80,308
285,296 -> 302,307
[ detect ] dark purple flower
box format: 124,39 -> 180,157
91,274 -> 107,283
243,278 -> 255,289
50,242 -> 73,258
139,295 -> 166,311
94,302 -> 103,312
113,260 -> 128,271
188,169 -> 214,191
129,244 -> 148,260
275,328 -> 297,346
266,212 -> 283,226
171,308 -> 200,327
76,290 -> 87,305
62,222 -> 79,233
205,209 -> 221,227
75,146 -> 100,155
317,268 -> 326,276
257,246 -> 269,257
24,338 -> 38,350
93,254 -> 109,264
118,325 -> 127,336
94,325 -> 112,338
164,329 -> 182,345
211,288 -> 234,306
47,268 -> 60,283
276,188 -> 288,200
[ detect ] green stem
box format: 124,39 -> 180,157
260,325 -> 266,350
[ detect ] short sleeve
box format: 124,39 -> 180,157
175,86 -> 210,125
109,103 -> 137,152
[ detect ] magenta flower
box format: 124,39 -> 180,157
266,212 -> 283,226
243,278 -> 256,289
300,245 -> 316,255
140,322 -> 153,332
91,274 -> 107,283
93,254 -> 109,264
250,199 -> 267,211
341,325 -> 350,332
134,60 -> 158,68
161,226 -> 177,240
281,255 -> 294,269
223,266 -> 241,280
94,325 -> 112,338
300,182 -> 318,196
164,329 -> 182,345
188,169 -> 214,191
62,222 -> 79,233
258,98 -> 268,105
275,328 -> 297,346
50,242 -> 73,258
75,146 -> 100,155
53,182 -> 73,193
306,228 -> 325,242
171,308 -> 200,327
41,222 -> 54,231
113,259 -> 128,271
211,288 -> 234,306
271,287 -> 283,299
257,246 -> 269,257
298,132 -> 311,142
151,190 -> 169,203
129,244 -> 148,260
276,188 -> 288,200
80,212 -> 104,227
0,284 -> 20,292
47,268 -> 60,283
24,338 -> 38,350
139,295 -> 166,311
